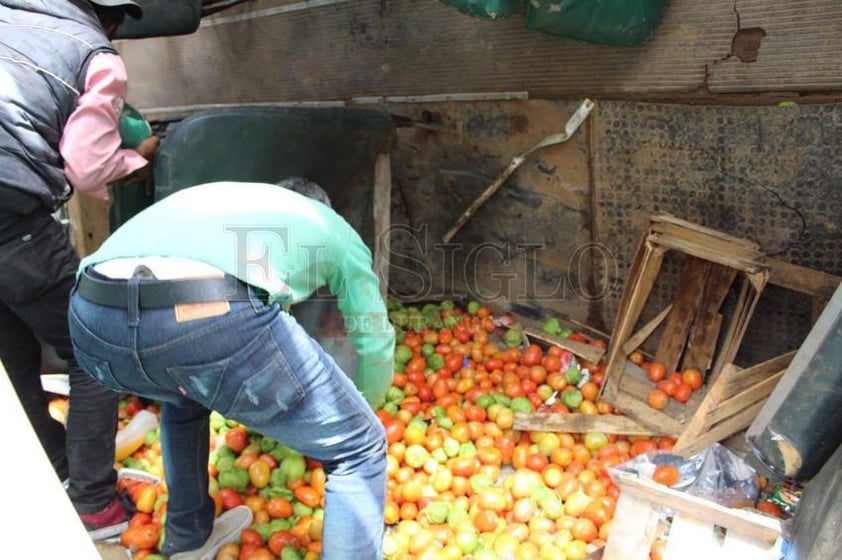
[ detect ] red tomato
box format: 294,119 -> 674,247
240,528 -> 264,548
652,465 -> 680,486
267,531 -> 300,556
521,345 -> 543,367
225,427 -> 249,454
219,488 -> 244,510
383,418 -> 406,445
672,382 -> 693,403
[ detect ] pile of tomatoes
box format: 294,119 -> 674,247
97,301 -> 687,560
627,350 -> 705,411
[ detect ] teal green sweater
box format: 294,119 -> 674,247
80,181 -> 395,406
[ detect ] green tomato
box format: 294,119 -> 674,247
561,388 -> 583,410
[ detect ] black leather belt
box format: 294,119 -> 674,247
77,267 -> 252,308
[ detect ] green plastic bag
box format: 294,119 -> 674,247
118,103 -> 152,149
439,0 -> 522,20
525,0 -> 669,46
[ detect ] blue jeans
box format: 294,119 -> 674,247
68,273 -> 387,559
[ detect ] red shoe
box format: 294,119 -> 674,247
80,497 -> 129,541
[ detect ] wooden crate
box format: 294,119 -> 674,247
596,214 -> 841,446
599,215 -> 770,436
603,471 -> 782,560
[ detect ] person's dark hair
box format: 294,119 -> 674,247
91,5 -> 126,28
276,177 -> 332,208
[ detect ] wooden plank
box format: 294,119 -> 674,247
649,215 -> 761,250
513,412 -> 657,435
663,512 -> 716,560
601,242 -> 668,402
765,256 -> 842,300
373,153 -> 391,299
706,370 -> 784,425
602,490 -> 660,560
67,193 -> 111,258
513,314 -> 605,364
622,304 -> 673,355
712,273 -> 767,380
614,472 -> 782,544
611,390 -> 683,435
683,264 -> 738,372
654,257 -> 711,375
672,363 -> 737,454
720,529 -> 780,560
719,351 -> 795,397
648,232 -> 765,274
677,400 -> 767,457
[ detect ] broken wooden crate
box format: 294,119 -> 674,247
515,214 -> 840,448
603,470 -> 782,560
598,214 -> 841,452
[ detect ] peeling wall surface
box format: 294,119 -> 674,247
112,0 -> 842,360
119,0 -> 842,107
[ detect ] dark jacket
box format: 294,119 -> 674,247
0,0 -> 116,215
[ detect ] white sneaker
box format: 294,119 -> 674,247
170,505 -> 253,560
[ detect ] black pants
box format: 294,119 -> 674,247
0,210 -> 118,514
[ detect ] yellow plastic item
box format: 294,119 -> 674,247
114,409 -> 158,461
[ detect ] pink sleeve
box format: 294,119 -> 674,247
60,52 -> 149,200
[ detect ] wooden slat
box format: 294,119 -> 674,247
611,390 -> 683,435
513,412 -> 657,435
601,489 -> 660,560
706,370 -> 784,425
663,512 -> 716,559
622,304 -> 672,355
648,232 -> 765,274
719,351 -> 795,397
677,400 -> 767,457
373,153 -> 392,298
614,472 -> 782,544
67,193 -> 111,258
601,242 -> 668,402
654,257 -> 711,375
683,264 -> 738,372
765,256 -> 842,300
512,313 -> 605,364
672,363 -> 737,454
720,529 -> 780,560
649,215 -> 761,250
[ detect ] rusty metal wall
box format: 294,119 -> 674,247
384,99 -> 842,363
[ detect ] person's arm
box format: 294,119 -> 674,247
59,52 -> 154,200
327,227 -> 395,408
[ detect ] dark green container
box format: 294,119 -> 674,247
525,0 -> 669,46
746,282 -> 842,481
115,0 -> 202,39
439,0 -> 521,20
108,172 -> 154,233
153,106 -> 395,251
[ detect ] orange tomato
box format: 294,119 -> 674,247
681,368 -> 704,390
129,524 -> 160,550
267,531 -> 300,556
293,485 -> 321,509
240,528 -> 264,548
647,389 -> 668,410
628,350 -> 645,365
266,497 -> 294,518
652,465 -> 680,486
647,362 -> 667,383
672,382 -> 693,403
